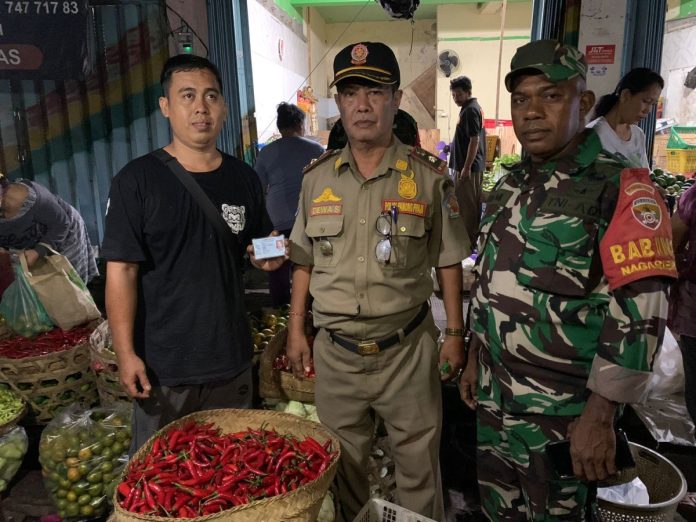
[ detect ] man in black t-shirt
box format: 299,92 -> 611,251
449,76 -> 486,248
101,55 -> 284,453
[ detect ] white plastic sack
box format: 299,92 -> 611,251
597,477 -> 650,506
649,327 -> 685,398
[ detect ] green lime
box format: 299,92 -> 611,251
65,490 -> 77,502
72,480 -> 89,495
86,470 -> 102,484
99,460 -> 114,473
77,493 -> 91,506
55,489 -> 68,499
78,463 -> 90,476
65,503 -> 80,517
101,447 -> 113,459
87,483 -> 103,497
56,498 -> 68,511
80,505 -> 95,517
58,477 -> 71,489
111,441 -> 124,456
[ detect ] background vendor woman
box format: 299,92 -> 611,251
0,174 -> 98,284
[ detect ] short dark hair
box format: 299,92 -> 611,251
276,102 -> 305,131
593,67 -> 664,119
450,76 -> 472,93
160,54 -> 224,97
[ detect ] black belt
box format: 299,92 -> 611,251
329,302 -> 430,355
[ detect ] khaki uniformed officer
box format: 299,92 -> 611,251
287,41 -> 470,521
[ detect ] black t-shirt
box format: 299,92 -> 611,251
101,151 -> 273,386
449,97 -> 486,173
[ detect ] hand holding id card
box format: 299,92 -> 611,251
252,234 -> 286,260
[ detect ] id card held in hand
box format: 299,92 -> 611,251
252,235 -> 286,260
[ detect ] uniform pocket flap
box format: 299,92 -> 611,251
305,217 -> 344,238
393,215 -> 426,238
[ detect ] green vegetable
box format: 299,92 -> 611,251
0,388 -> 24,425
0,427 -> 28,492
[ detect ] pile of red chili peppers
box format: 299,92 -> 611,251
0,327 -> 92,359
117,420 -> 337,517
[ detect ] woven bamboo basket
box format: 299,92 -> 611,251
0,343 -> 98,424
89,345 -> 132,408
112,408 -> 340,522
259,327 -> 315,403
88,321 -> 132,409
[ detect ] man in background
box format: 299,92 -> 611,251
449,75 -> 486,247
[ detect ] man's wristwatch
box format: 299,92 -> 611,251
444,327 -> 466,337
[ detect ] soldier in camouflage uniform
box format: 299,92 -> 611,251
459,40 -> 677,520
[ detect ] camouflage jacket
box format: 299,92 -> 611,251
470,130 -> 673,416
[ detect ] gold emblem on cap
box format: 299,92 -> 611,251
350,44 -> 369,65
313,188 -> 343,203
398,171 -> 417,200
395,159 -> 408,171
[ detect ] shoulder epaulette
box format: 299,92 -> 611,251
303,149 -> 341,174
409,147 -> 448,175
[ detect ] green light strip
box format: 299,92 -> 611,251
439,35 -> 530,42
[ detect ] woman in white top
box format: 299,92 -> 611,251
587,68 -> 664,168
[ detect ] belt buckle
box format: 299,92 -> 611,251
357,340 -> 380,355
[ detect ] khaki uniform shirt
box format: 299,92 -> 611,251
290,138 -> 469,339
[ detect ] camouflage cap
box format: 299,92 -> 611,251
504,40 -> 587,92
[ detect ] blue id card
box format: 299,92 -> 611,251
252,235 -> 286,260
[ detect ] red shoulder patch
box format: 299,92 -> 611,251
599,168 -> 677,289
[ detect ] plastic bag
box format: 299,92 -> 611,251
649,327 -> 685,397
597,477 -> 650,505
0,426 -> 28,492
39,403 -> 131,520
0,257 -> 53,337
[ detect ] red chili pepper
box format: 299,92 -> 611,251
273,450 -> 297,474
177,468 -> 215,486
117,482 -> 132,499
122,484 -> 139,510
174,483 -> 209,498
143,481 -> 156,509
172,494 -> 191,512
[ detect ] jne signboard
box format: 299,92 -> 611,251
0,0 -> 89,80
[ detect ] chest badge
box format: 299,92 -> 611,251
313,188 -> 342,203
398,171 -> 417,200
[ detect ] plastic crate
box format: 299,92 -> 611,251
666,148 -> 696,174
353,499 -> 437,522
666,126 -> 696,174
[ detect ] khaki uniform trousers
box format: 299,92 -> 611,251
455,170 -> 483,249
314,312 -> 444,522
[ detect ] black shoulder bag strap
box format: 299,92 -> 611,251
151,148 -> 237,253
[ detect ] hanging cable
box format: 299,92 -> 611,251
494,0 -> 508,127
